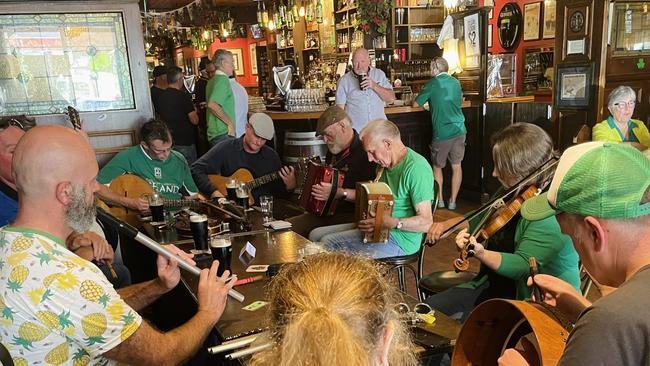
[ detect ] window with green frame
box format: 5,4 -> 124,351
0,12 -> 135,116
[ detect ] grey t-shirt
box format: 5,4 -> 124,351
558,265 -> 650,366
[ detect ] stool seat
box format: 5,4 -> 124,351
378,252 -> 420,293
419,270 -> 477,295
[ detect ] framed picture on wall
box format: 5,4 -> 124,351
249,43 -> 258,75
543,0 -> 556,39
556,63 -> 593,108
226,48 -> 244,76
523,2 -> 542,41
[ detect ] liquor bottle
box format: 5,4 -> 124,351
273,3 -> 281,29
306,0 -> 314,22
262,1 -> 269,27
257,1 -> 263,24
279,0 -> 287,27
316,0 -> 323,23
292,0 -> 299,20
287,11 -> 295,29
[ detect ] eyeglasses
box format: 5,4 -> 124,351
614,101 -> 636,109
0,118 -> 24,131
394,302 -> 436,325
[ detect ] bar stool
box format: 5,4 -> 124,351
378,184 -> 440,298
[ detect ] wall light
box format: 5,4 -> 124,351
442,38 -> 463,75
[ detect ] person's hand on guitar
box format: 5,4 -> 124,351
210,190 -> 225,199
311,182 -> 334,201
526,274 -> 591,324
279,166 -> 297,191
455,228 -> 485,258
498,347 -> 533,366
122,196 -> 149,213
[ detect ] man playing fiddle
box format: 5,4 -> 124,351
424,123 -> 580,322
287,106 -> 376,238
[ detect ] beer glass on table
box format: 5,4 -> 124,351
210,237 -> 232,276
190,214 -> 210,253
236,184 -> 250,210
147,192 -> 165,223
226,178 -> 238,201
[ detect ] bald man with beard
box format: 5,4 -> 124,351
0,126 -> 235,365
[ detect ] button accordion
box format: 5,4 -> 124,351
355,181 -> 394,243
298,161 -> 346,216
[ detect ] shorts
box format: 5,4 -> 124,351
430,134 -> 466,168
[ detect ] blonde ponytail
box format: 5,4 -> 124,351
248,253 -> 418,366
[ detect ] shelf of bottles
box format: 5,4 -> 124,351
334,0 -> 358,55
392,0 -> 444,61
256,0 -> 324,30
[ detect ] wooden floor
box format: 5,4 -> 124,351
395,199 -> 602,302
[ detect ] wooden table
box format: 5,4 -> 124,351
142,203 -> 460,359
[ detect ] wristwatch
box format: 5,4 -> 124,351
342,189 -> 348,200
396,221 -> 404,230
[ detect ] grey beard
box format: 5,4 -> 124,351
64,185 -> 96,233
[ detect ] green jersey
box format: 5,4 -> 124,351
205,73 -> 235,141
415,72 -> 466,141
379,148 -> 434,254
97,145 -> 198,199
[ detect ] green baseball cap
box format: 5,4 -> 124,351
316,106 -> 349,135
521,141 -> 650,221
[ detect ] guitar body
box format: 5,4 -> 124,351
452,299 -> 569,366
355,181 -> 393,243
107,174 -> 155,227
208,169 -> 255,205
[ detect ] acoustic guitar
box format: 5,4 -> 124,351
106,174 -> 200,226
207,156 -> 318,204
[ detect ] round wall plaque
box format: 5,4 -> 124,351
570,11 -> 585,33
497,3 -> 522,50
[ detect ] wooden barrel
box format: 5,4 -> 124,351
284,131 -> 328,193
451,299 -> 570,366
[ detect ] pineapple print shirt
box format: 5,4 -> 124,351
0,227 -> 142,365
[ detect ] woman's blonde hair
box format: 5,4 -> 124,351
491,122 -> 555,187
249,253 -> 418,366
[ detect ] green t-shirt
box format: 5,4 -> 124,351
97,145 -> 198,199
379,148 -> 434,254
415,72 -> 466,141
459,215 -> 581,300
206,74 -> 235,141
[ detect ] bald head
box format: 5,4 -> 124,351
13,125 -> 98,201
352,48 -> 370,75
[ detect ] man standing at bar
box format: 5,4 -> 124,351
414,57 -> 466,210
230,72 -> 249,138
194,58 -> 217,156
1,125 -> 235,365
206,49 -> 236,146
320,119 -> 433,258
156,66 -> 199,164
150,65 -> 167,115
336,48 -> 395,131
287,106 -> 376,238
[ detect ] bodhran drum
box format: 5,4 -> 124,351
452,299 -> 570,366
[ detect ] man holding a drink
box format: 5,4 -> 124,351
336,48 -> 395,131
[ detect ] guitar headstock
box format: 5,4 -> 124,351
66,106 -> 82,131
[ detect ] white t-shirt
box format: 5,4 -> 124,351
230,78 -> 249,138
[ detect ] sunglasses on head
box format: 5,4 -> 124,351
0,118 -> 24,131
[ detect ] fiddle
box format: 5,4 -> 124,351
453,185 -> 540,272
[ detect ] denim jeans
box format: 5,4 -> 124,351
173,144 -> 197,165
320,228 -> 405,259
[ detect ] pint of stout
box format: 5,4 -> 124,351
226,179 -> 238,201
190,214 -> 209,251
147,192 -> 165,222
210,238 -> 232,276
236,185 -> 250,210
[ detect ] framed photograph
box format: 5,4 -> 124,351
543,0 -> 556,39
250,24 -> 264,39
556,63 -> 593,108
226,48 -> 244,76
523,2 -> 542,41
249,43 -> 258,75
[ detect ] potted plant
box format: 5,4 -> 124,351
357,0 -> 391,34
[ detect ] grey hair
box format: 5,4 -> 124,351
607,86 -> 636,108
166,66 -> 183,84
491,123 -> 555,186
360,119 -> 401,145
432,57 -> 449,73
213,49 -> 234,69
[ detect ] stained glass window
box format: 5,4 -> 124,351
0,12 -> 135,116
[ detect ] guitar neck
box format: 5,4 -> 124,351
163,198 -> 200,209
245,171 -> 281,191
